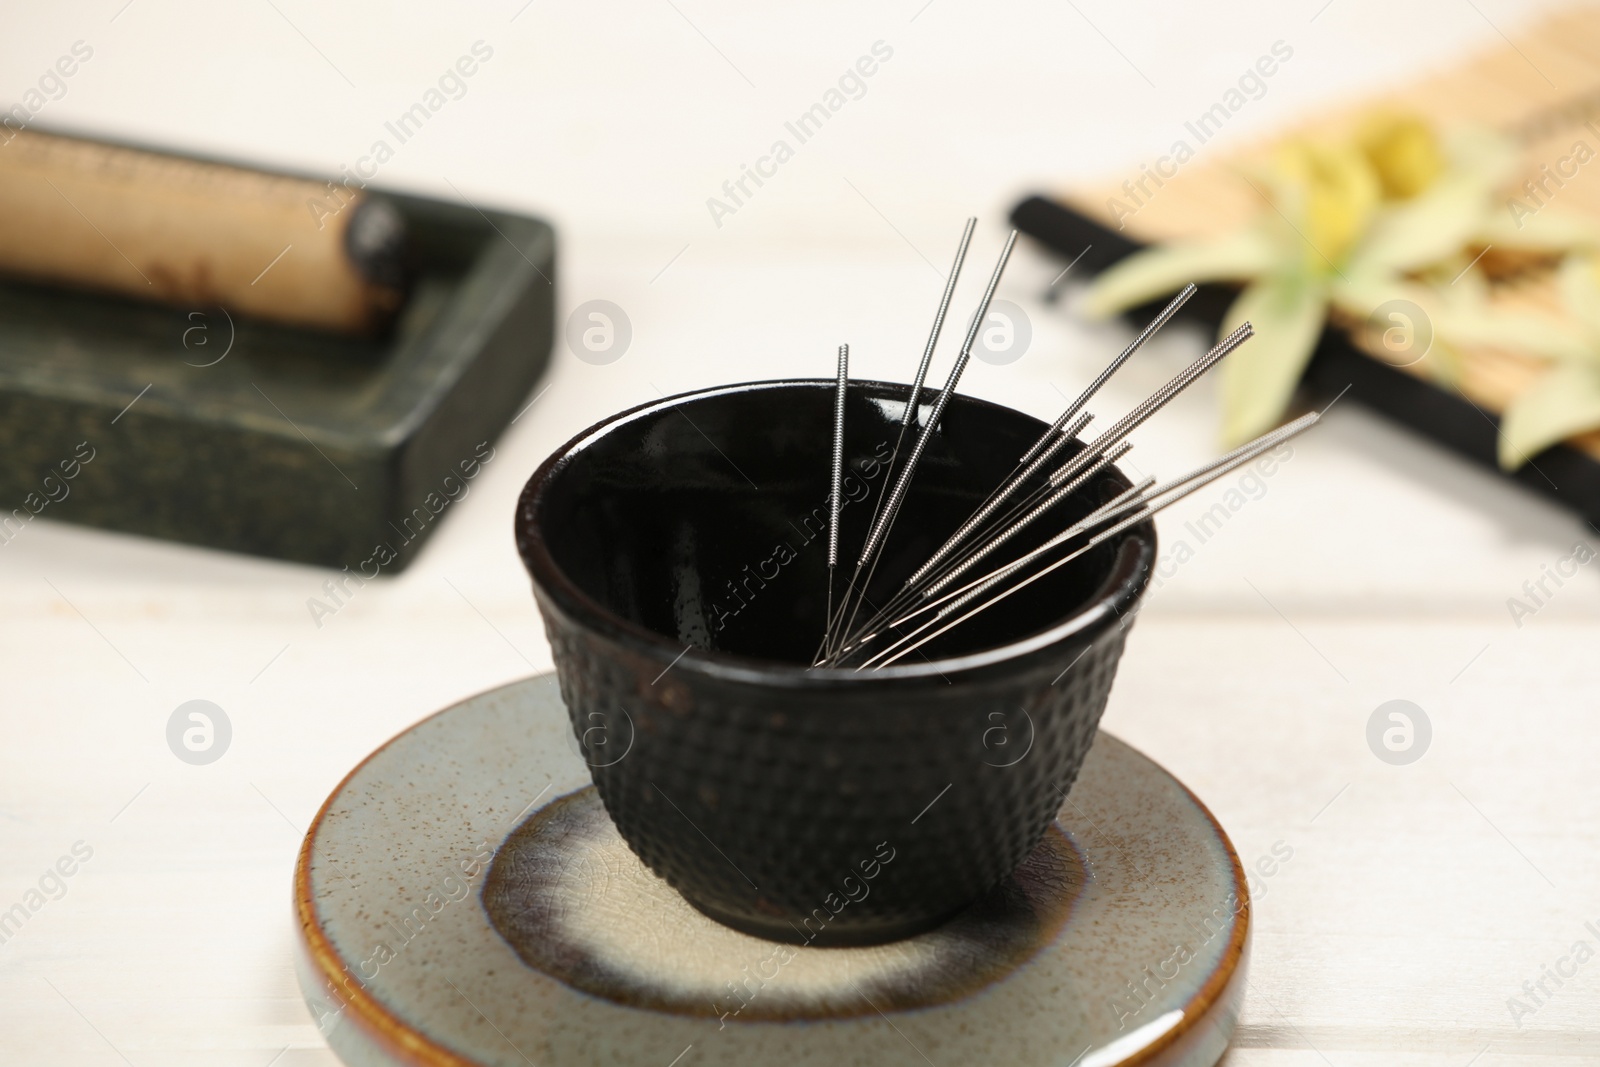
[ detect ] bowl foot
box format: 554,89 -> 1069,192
682,892 -> 971,948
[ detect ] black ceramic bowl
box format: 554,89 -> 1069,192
516,379 -> 1155,945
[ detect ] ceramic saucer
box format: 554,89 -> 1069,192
294,674 -> 1249,1066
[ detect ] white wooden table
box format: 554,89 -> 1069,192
4,2 -> 1598,1063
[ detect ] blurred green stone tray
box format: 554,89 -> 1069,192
0,191 -> 555,570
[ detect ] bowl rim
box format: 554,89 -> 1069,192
515,378 -> 1155,687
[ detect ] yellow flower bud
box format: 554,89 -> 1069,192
1270,139 -> 1379,267
1358,112 -> 1444,199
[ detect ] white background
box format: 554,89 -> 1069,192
3,1 -> 1598,1064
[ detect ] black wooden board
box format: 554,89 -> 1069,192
1011,194 -> 1600,527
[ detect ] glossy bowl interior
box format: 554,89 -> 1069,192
532,378 -> 1128,667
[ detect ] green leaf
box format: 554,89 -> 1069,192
1355,172 -> 1494,274
1558,254 -> 1600,337
1476,203 -> 1600,253
1219,272 -> 1330,445
1081,227 -> 1283,319
1499,362 -> 1600,469
1329,272 -> 1464,383
1430,303 -> 1595,363
1329,267 -> 1429,320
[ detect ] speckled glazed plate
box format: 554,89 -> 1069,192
294,674 -> 1249,1067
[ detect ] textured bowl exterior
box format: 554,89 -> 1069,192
538,595 -> 1133,943
518,380 -> 1155,944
